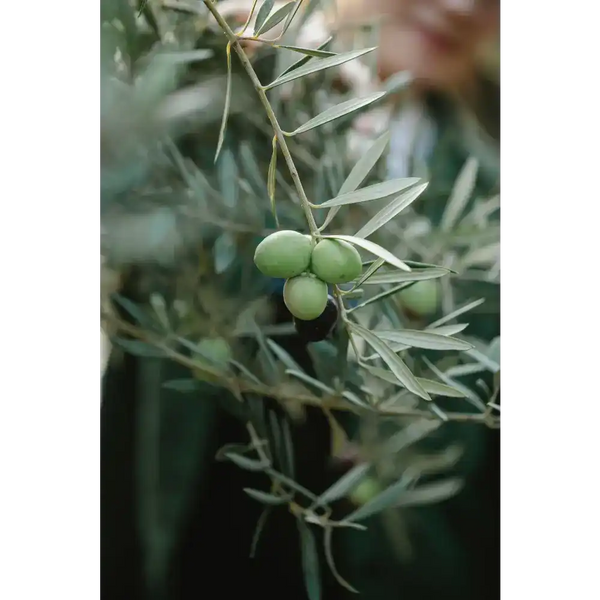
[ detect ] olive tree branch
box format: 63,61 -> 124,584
202,0 -> 319,236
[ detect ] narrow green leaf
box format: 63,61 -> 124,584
256,1 -> 296,35
375,329 -> 473,351
314,462 -> 371,507
281,417 -> 296,479
112,338 -> 165,358
279,0 -> 304,36
316,178 -> 419,208
354,183 -> 428,239
323,234 -> 410,272
393,478 -> 463,508
445,363 -> 486,378
361,364 -> 466,398
267,136 -> 279,226
324,526 -> 359,593
161,49 -> 213,64
423,357 -> 486,410
285,369 -> 334,395
250,507 -> 272,558
265,47 -> 377,90
427,298 -> 485,329
289,92 -> 385,136
214,42 -> 233,163
349,323 -> 431,401
266,338 -> 303,373
254,0 -> 275,33
162,378 -> 201,393
276,44 -> 336,59
347,282 -> 413,313
426,323 -> 469,336
383,419 -> 441,454
112,294 -> 155,329
277,36 -> 334,78
464,348 -> 500,373
297,520 -> 322,600
218,147 -> 239,208
224,452 -> 269,472
440,157 -> 479,232
319,131 -> 391,232
350,258 -> 385,289
360,267 -> 448,285
243,488 -> 290,505
239,141 -> 267,194
214,231 -> 236,274
346,474 -> 413,522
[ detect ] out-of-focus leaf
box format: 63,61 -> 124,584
345,474 -> 413,522
427,323 -> 469,336
113,338 -> 165,358
297,519 -> 322,600
218,147 -> 239,208
214,43 -> 233,163
162,379 -> 201,393
268,136 -> 279,225
243,488 -> 290,505
383,419 -> 441,454
112,294 -> 156,328
250,508 -> 272,558
427,298 -> 486,328
224,451 -> 269,472
464,348 -> 500,373
324,526 -> 358,593
285,369 -> 334,395
349,323 -> 431,401
440,157 -> 479,232
314,462 -> 371,507
266,338 -> 303,372
393,478 -> 464,507
214,232 -> 237,274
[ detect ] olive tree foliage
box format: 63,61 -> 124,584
101,0 -> 500,596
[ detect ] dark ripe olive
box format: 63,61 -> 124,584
293,295 -> 339,343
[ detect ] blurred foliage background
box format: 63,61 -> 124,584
101,1 -> 500,599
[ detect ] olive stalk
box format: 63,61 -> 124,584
203,0 -> 320,236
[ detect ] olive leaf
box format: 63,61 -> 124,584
214,42 -> 232,163
267,136 -> 279,225
350,257 -> 386,289
349,323 -> 431,401
266,338 -> 304,372
313,462 -> 372,508
279,0 -> 304,36
276,36 -> 335,78
354,182 -> 429,239
375,329 -> 473,351
464,347 -> 500,373
250,508 -> 272,558
285,369 -> 335,395
361,364 -> 466,399
316,178 -> 419,209
345,474 -> 414,522
288,92 -> 385,136
276,44 -> 336,59
323,235 -> 411,272
427,298 -> 485,328
440,157 -> 479,232
319,131 -> 391,231
256,1 -> 296,36
324,526 -> 358,594
254,0 -> 275,33
347,282 -> 413,313
214,231 -> 237,274
162,378 -> 202,393
297,519 -> 322,600
361,267 -> 448,285
265,47 -> 377,90
243,488 -> 291,505
426,323 -> 469,336
112,338 -> 165,358
393,478 -> 464,508
223,451 -> 270,472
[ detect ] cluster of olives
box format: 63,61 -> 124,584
254,230 -> 362,341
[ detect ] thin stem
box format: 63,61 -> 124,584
203,0 -> 319,236
104,312 -> 498,426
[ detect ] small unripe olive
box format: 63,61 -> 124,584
283,274 -> 328,321
310,239 -> 362,284
254,230 -> 312,278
